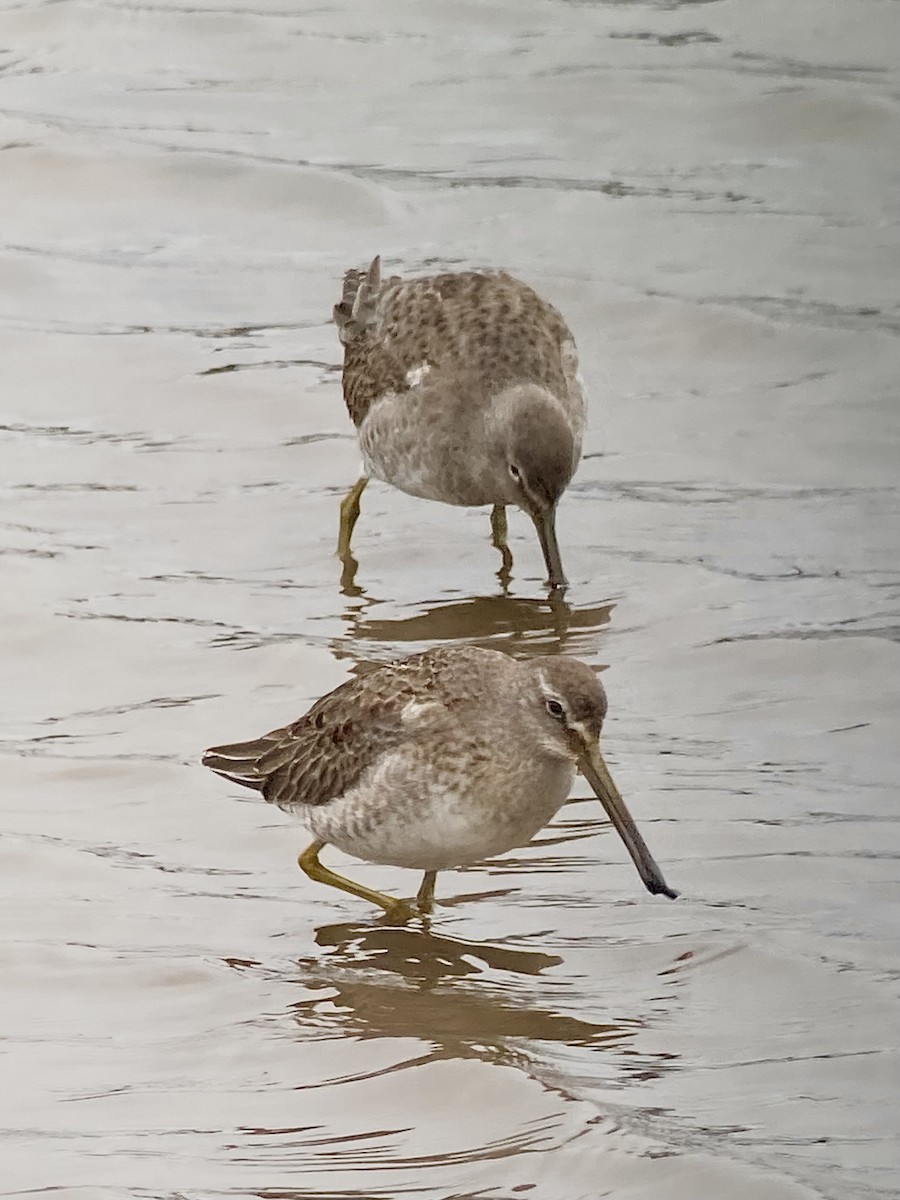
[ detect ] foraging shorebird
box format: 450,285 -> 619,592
202,646 -> 677,919
333,258 -> 586,590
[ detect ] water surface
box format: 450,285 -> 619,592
1,2 -> 899,1198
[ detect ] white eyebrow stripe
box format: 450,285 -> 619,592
536,670 -> 555,698
536,671 -> 567,710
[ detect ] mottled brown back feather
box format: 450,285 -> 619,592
336,265 -> 575,427
202,646 -> 499,815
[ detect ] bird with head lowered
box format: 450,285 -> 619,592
202,646 -> 677,920
333,258 -> 586,591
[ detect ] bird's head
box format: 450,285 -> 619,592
492,385 -> 578,589
527,656 -> 678,900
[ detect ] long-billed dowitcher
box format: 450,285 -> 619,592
333,258 -> 586,590
202,646 -> 677,918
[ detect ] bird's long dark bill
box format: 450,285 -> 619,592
531,508 -> 568,591
579,747 -> 678,899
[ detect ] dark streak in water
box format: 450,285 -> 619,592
3,482 -> 141,492
609,29 -> 722,46
39,694 -> 219,724
714,624 -> 900,644
731,50 -> 889,83
571,478 -> 896,503
644,288 -> 900,334
0,422 -> 178,450
0,314 -> 325,339
199,357 -> 340,376
0,546 -> 59,558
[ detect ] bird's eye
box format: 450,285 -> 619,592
545,698 -> 565,720
508,463 -> 521,480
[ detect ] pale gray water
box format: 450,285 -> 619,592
1,2 -> 899,1198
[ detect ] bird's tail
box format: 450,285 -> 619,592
201,736 -> 278,791
333,255 -> 381,346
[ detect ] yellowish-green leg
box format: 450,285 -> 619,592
490,504 -> 514,577
337,476 -> 368,558
298,840 -> 410,918
416,870 -> 437,912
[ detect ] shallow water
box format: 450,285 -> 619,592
1,1 -> 899,1198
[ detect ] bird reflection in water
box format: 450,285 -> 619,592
285,920 -> 640,1067
332,581 -> 614,667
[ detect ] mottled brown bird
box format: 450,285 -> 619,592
333,257 -> 586,590
202,646 -> 677,919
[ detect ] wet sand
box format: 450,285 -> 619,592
1,2 -> 899,1198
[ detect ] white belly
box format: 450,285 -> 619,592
305,750 -> 576,872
